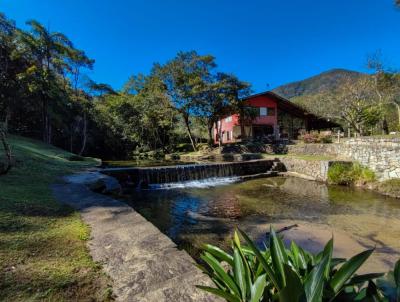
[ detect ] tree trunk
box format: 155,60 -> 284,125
382,118 -> 389,135
391,101 -> 400,130
207,120 -> 214,146
0,127 -> 12,175
48,122 -> 52,144
215,121 -> 223,151
70,133 -> 73,153
239,108 -> 246,140
4,108 -> 10,133
42,96 -> 52,144
78,112 -> 87,156
183,113 -> 196,151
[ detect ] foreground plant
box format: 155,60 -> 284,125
197,227 -> 388,301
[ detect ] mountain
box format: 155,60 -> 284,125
272,68 -> 364,99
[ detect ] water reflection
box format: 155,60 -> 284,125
123,177 -> 400,271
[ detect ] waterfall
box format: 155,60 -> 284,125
135,163 -> 237,184
101,159 -> 277,188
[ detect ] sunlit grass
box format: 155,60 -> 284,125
0,135 -> 112,301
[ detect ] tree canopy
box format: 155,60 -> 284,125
0,12 -> 252,159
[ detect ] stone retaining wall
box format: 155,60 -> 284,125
288,138 -> 400,180
287,143 -> 337,156
277,158 -> 332,182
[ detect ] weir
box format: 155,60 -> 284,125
101,159 -> 280,186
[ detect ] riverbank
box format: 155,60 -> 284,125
0,136 -> 112,301
52,171 -> 218,301
171,142 -> 400,199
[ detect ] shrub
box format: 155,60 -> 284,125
376,178 -> 400,197
198,227 -> 390,302
351,162 -> 376,183
244,141 -> 265,153
299,131 -> 333,144
320,133 -> 333,143
175,143 -> 194,152
241,153 -> 262,160
169,153 -> 181,160
328,162 -> 354,185
300,132 -> 320,143
328,162 -> 375,185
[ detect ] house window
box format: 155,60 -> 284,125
260,107 -> 267,116
226,131 -> 231,141
225,116 -> 232,122
267,107 -> 275,116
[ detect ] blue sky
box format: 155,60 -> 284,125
2,0 -> 400,92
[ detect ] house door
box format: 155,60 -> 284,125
252,125 -> 274,139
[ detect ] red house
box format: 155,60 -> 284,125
214,91 -> 337,144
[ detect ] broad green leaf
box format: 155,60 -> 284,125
233,238 -> 253,297
395,260 -> 400,302
330,258 -> 346,270
269,226 -> 288,288
200,252 -> 241,296
322,238 -> 333,279
196,285 -> 241,302
233,247 -> 247,300
250,274 -> 267,302
304,254 -> 330,302
234,230 -> 241,248
238,228 -> 280,290
293,242 -> 308,271
347,273 -> 385,286
394,259 -> 400,288
330,249 -> 374,293
365,280 -> 385,301
279,264 -> 304,302
203,244 -> 234,266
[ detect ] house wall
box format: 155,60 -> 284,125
246,96 -> 278,126
214,95 -> 278,144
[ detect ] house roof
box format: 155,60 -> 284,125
242,91 -> 340,128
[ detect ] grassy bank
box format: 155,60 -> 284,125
0,136 -> 112,301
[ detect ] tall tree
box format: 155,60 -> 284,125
197,72 -> 251,145
314,76 -> 378,136
367,52 -> 400,132
19,20 -> 75,143
67,50 -> 94,155
154,51 -> 216,151
0,13 -> 25,133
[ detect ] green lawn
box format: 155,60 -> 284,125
0,136 -> 112,301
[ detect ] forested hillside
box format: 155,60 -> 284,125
272,69 -> 363,99
273,68 -> 400,135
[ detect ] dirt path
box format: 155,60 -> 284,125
52,171 -> 218,302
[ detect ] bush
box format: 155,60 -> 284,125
174,143 -> 194,152
320,133 -> 333,143
376,178 -> 400,197
241,153 -> 262,160
169,153 -> 181,160
300,132 -> 320,143
299,131 -> 333,144
198,227 -> 397,302
328,162 -> 375,185
327,162 -> 354,185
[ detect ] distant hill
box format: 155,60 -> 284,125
272,68 -> 364,99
